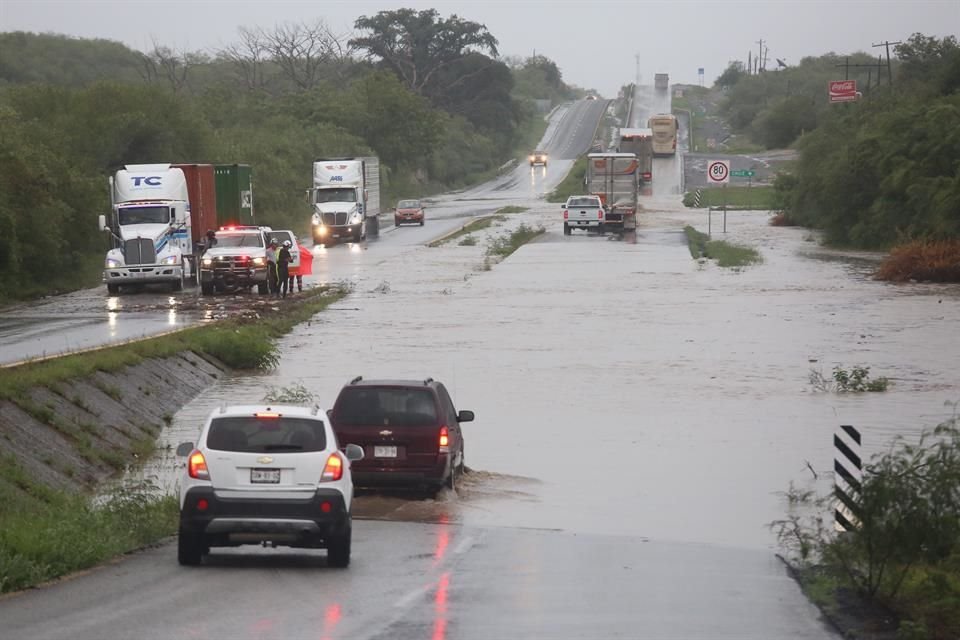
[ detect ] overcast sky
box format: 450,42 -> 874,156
1,1 -> 957,95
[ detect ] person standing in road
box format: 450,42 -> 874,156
278,240 -> 293,298
266,238 -> 279,295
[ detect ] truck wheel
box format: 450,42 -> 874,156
419,219 -> 424,226
563,223 -> 571,236
257,282 -> 269,295
353,225 -> 363,243
200,282 -> 214,296
171,273 -> 184,292
395,218 -> 400,227
327,520 -> 352,568
107,283 -> 120,295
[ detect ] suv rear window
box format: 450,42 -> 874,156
335,388 -> 438,427
207,417 -> 327,452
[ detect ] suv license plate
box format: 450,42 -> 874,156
251,469 -> 280,484
374,446 -> 397,458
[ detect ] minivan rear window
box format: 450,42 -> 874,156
335,388 -> 438,427
207,417 -> 326,452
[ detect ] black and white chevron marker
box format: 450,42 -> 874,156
834,424 -> 862,531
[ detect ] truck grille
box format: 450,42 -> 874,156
124,238 -> 156,265
212,255 -> 254,270
321,212 -> 348,226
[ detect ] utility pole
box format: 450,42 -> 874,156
872,40 -> 901,85
756,39 -> 765,73
747,50 -> 752,76
635,53 -> 640,86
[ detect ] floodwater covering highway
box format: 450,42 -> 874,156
2,92 -> 959,639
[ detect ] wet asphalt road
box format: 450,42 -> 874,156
0,521 -> 833,640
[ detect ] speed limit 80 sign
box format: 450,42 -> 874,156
707,160 -> 730,184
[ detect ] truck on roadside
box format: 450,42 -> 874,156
655,73 -> 669,91
617,128 -> 654,186
585,153 -> 639,234
648,114 -> 679,156
309,157 -> 380,245
100,163 -> 214,294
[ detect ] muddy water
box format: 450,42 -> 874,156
147,200 -> 960,553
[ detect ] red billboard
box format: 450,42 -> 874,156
829,80 -> 859,103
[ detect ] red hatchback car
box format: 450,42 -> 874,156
394,199 -> 425,226
329,377 -> 474,491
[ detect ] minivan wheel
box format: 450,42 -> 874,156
177,528 -> 204,566
445,462 -> 458,491
327,520 -> 352,568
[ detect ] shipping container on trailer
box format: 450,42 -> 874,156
214,164 -> 254,227
171,164 -> 218,248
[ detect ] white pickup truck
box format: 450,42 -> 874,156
562,195 -> 605,235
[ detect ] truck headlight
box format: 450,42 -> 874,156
160,255 -> 178,265
317,225 -> 328,236
106,258 -> 121,268
350,212 -> 362,224
252,257 -> 265,266
202,257 -> 213,266
312,213 -> 321,225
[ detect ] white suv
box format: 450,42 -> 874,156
175,405 -> 363,567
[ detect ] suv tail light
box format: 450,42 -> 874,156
439,426 -> 450,453
188,450 -> 209,480
563,210 -> 568,220
321,453 -> 344,482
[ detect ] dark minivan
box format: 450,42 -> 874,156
329,377 -> 474,491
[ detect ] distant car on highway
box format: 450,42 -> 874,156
529,150 -> 549,167
586,94 -> 599,100
562,195 -> 605,235
394,199 -> 425,226
329,377 -> 474,492
176,404 -> 364,567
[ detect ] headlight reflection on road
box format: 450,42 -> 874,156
349,243 -> 361,254
168,309 -> 177,326
107,297 -> 119,312
107,311 -> 118,337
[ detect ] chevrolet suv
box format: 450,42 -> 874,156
328,377 -> 475,492
176,405 -> 364,567
199,226 -> 271,295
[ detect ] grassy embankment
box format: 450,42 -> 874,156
547,156 -> 588,203
684,225 -> 762,268
683,186 -> 777,210
0,285 -> 345,593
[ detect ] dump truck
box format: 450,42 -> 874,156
617,128 -> 654,186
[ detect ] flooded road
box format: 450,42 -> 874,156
7,94 -> 958,638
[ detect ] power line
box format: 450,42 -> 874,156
872,40 -> 901,85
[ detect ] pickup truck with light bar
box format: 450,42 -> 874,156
199,225 -> 271,295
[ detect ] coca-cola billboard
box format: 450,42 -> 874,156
829,80 -> 859,103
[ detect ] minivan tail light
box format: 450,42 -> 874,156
188,450 -> 209,480
439,426 -> 450,453
321,453 -> 343,482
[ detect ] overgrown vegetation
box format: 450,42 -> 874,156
0,15 -> 578,303
683,226 -> 762,268
874,239 -> 960,283
0,472 -> 177,593
547,156 -> 588,203
808,366 -> 891,393
683,186 -> 777,210
764,34 -> 960,279
262,382 -> 317,405
771,412 -> 960,639
486,223 -> 545,259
